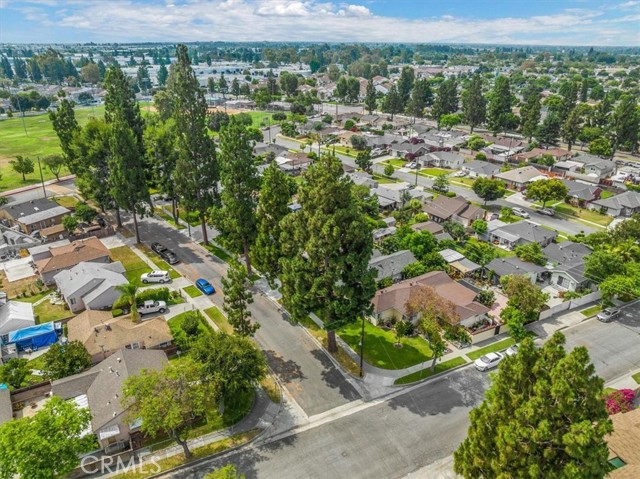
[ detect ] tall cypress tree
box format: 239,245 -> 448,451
462,74 -> 486,133
562,107 -> 582,151
170,44 -> 218,245
432,78 -> 458,127
28,58 -> 42,82
253,162 -> 296,286
520,86 -> 542,142
104,65 -> 145,151
407,79 -> 433,119
222,260 -> 259,337
610,94 -> 639,155
396,66 -> 415,110
487,76 -> 514,135
49,98 -> 79,162
210,116 -> 259,273
280,155 -> 376,352
382,85 -> 402,120
364,79 -> 377,114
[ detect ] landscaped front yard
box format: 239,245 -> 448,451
420,167 -> 452,177
204,306 -> 233,335
109,246 -> 152,284
394,357 -> 468,385
381,158 -> 408,168
338,320 -> 433,370
183,285 -> 203,298
554,204 -> 613,227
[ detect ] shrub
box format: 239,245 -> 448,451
605,389 -> 635,415
444,191 -> 457,198
137,287 -> 171,303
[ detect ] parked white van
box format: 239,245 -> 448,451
140,271 -> 171,284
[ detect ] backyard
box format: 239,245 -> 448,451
33,299 -> 74,324
338,320 -> 433,370
108,246 -> 152,284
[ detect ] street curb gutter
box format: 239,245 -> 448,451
391,361 -> 473,387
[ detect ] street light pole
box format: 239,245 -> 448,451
359,312 -> 365,377
36,156 -> 47,199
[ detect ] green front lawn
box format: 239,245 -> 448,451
204,306 -> 233,335
372,174 -> 400,184
137,244 -> 181,279
600,191 -> 614,199
52,195 -> 80,209
466,337 -> 515,361
109,246 -> 153,284
420,167 -> 452,177
34,300 -> 74,324
183,285 -> 203,298
16,289 -> 52,304
581,305 -> 602,318
154,207 -> 185,230
382,158 -> 407,168
338,320 -> 433,370
554,204 -> 613,227
633,372 -> 640,385
394,357 -> 468,385
202,242 -> 234,263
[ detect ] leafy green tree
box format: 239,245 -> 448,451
364,79 -> 377,114
108,113 -> 149,243
462,74 -> 486,133
145,118 -> 179,221
454,333 -> 612,479
157,63 -> 168,86
432,78 -> 458,126
0,358 -> 30,389
463,240 -> 497,267
500,274 -> 549,322
536,111 -> 562,145
355,149 -> 372,172
10,155 -> 34,182
231,78 -> 241,98
407,78 -> 433,118
115,283 -> 140,321
384,163 -> 395,177
443,220 -> 467,242
472,177 -> 506,205
28,57 -> 43,82
12,57 -> 27,80
559,81 -> 579,122
402,261 -> 428,279
487,76 -> 516,134
42,154 -> 65,181
589,137 -> 612,156
526,178 -> 568,208
49,98 -> 79,162
210,116 -> 259,273
382,85 -> 402,120
103,65 -> 145,151
599,272 -> 640,302
520,87 -> 542,141
279,154 -> 376,352
62,215 -> 78,235
80,63 -> 100,84
171,44 -> 219,245
218,72 -> 229,98
41,341 -> 92,380
584,250 -> 626,283
191,332 -> 267,403
181,311 -> 202,338
0,396 -> 92,479
0,55 -> 13,79
514,242 -> 546,266
399,230 -> 438,261
434,173 -> 449,191
439,113 -> 462,130
350,135 -> 368,150
610,94 -> 639,154
253,162 -> 295,286
122,357 -> 215,459
222,260 -> 259,337
397,66 -> 415,109
471,219 -> 487,237
562,107 -> 582,151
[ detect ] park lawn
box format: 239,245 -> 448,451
633,372 -> 640,385
183,285 -> 203,298
466,337 -> 516,361
34,300 -> 74,324
581,305 -> 602,317
394,357 -> 468,385
137,244 -> 181,279
231,110 -> 275,128
338,320 -> 433,370
202,242 -> 234,263
108,246 -> 152,284
154,207 -> 185,230
554,203 -> 613,227
204,306 -> 233,334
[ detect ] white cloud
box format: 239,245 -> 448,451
3,0 -> 638,46
619,0 -> 640,9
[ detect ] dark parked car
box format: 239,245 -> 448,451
151,242 -> 179,265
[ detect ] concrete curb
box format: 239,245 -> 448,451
0,175 -> 76,197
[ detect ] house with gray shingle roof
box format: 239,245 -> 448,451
590,190 -> 640,217
562,179 -> 602,207
495,166 -> 548,190
571,153 -> 615,179
543,241 -> 592,292
463,160 -> 501,178
489,220 -> 558,250
368,250 -> 417,283
485,257 -> 546,286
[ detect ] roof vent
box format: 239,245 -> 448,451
116,357 -> 121,363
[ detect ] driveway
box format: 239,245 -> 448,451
124,214 -> 362,417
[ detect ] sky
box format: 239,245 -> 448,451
0,0 -> 639,46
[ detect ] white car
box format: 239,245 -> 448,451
140,271 -> 171,284
512,207 -> 530,218
474,352 -> 504,371
404,162 -> 418,169
138,300 -> 167,315
505,344 -> 519,357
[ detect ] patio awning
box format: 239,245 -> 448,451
450,258 -> 481,274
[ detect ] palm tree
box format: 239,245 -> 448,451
116,283 -> 139,322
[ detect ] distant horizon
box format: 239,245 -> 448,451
0,0 -> 638,47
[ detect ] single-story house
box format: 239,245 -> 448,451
372,185 -> 430,211
562,179 -> 602,207
252,142 -> 288,157
51,349 -> 168,453
489,220 -> 558,250
0,198 -> 70,235
438,248 -> 465,264
571,154 -> 615,179
410,221 -> 444,235
275,152 -> 313,176
420,151 -> 465,169
485,257 -> 546,286
605,406 -> 640,479
67,310 -> 173,364
54,261 -> 128,313
463,160 -> 501,178
348,172 -> 379,189
495,166 -> 548,190
516,147 -> 572,163
423,195 -> 485,227
590,191 -> 640,217
369,250 -> 417,283
36,237 -> 111,285
371,270 -> 490,328
543,241 -> 592,292
372,226 -> 397,242
390,142 -> 430,160
363,133 -> 402,150
0,295 -> 35,336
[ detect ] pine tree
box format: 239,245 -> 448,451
170,44 -> 219,245
431,78 -> 458,127
157,63 -> 168,86
536,111 -> 562,146
382,85 -> 402,120
253,162 -> 295,286
222,260 -> 259,337
103,65 -> 145,152
396,66 -> 415,110
49,98 -> 79,162
210,116 -> 259,273
364,79 -> 377,114
407,79 -> 433,119
0,55 -> 13,79
559,80 -> 579,122
231,78 -> 240,98
562,107 -> 582,151
145,117 -> 179,222
28,58 -> 42,82
454,333 -> 612,479
487,76 -> 514,134
520,86 -> 541,141
462,74 -> 486,133
610,94 -> 639,154
12,58 -> 27,80
280,154 -> 376,352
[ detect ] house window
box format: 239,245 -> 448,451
69,297 -> 76,305
607,457 -> 626,471
557,276 -> 564,287
126,342 -> 140,350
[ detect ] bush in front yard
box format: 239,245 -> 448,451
137,287 -> 170,303
605,389 -> 635,415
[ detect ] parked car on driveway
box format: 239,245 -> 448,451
505,344 -> 519,357
151,242 -> 179,265
141,271 -> 171,284
597,308 -> 620,323
538,208 -> 555,216
195,278 -> 216,295
512,207 -> 530,218
474,352 -> 504,371
404,162 -> 418,169
138,300 -> 167,315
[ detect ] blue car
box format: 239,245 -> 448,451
195,278 -> 215,295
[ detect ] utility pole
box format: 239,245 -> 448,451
37,156 -> 47,199
359,312 -> 365,378
13,88 -> 28,137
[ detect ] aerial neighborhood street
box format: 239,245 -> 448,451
0,4 -> 640,479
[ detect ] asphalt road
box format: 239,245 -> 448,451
165,367 -> 490,479
127,214 -> 362,417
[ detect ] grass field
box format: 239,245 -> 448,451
581,305 -> 602,317
554,204 -> 613,227
466,337 -> 516,361
34,300 -> 74,324
394,357 -> 468,385
633,372 -> 640,385
108,246 -> 152,284
183,285 -> 203,298
338,320 -> 433,370
204,306 -> 233,335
